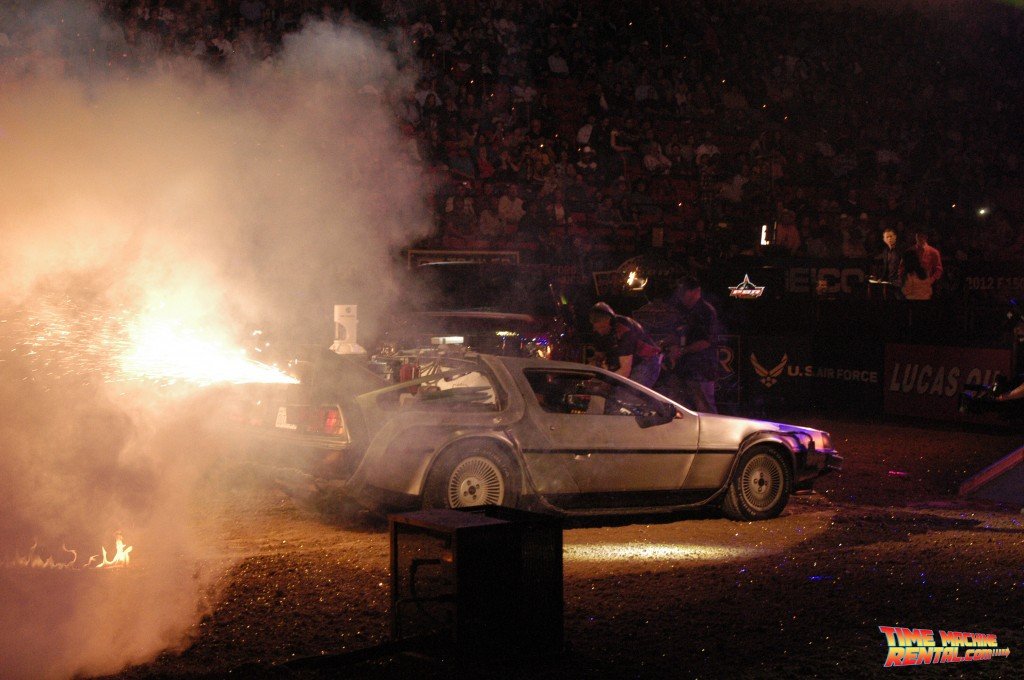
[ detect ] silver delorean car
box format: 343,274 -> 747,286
237,349 -> 841,520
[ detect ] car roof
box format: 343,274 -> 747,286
489,354 -> 597,372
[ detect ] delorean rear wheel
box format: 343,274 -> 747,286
423,442 -> 520,509
722,445 -> 792,520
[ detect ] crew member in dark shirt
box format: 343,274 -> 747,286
879,227 -> 901,284
873,226 -> 904,299
667,275 -> 720,413
588,302 -> 663,388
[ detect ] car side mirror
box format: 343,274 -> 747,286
635,401 -> 677,428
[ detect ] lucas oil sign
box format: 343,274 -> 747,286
884,345 -> 1011,421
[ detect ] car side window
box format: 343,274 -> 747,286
526,370 -> 587,414
524,369 -> 661,417
377,368 -> 500,412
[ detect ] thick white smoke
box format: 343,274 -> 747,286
0,2 -> 429,678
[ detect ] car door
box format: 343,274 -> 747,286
520,368 -> 699,494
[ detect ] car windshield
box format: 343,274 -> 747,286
412,262 -> 556,315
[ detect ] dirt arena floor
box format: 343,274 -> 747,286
106,414 -> 1023,680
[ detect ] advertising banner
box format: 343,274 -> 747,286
716,333 -> 741,412
713,256 -> 1024,305
742,336 -> 884,415
883,345 -> 1012,422
407,249 -> 520,266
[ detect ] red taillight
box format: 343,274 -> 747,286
320,407 -> 342,434
281,404 -> 345,435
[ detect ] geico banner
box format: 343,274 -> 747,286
785,264 -> 870,296
884,344 -> 1012,421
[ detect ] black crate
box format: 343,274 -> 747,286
389,507 -> 563,658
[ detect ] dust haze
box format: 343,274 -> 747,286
0,2 -> 429,679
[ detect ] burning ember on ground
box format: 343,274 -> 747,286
8,534 -> 133,570
87,533 -> 134,569
3,296 -> 297,387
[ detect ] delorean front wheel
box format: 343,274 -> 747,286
423,443 -> 520,509
722,445 -> 792,520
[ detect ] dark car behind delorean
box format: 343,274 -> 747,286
375,261 -> 579,361
233,348 -> 840,520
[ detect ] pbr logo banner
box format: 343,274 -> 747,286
884,344 -> 1012,422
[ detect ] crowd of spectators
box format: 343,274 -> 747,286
378,0 -> 1024,280
6,0 -> 1024,285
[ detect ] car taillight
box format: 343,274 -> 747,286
320,406 -> 342,435
277,404 -> 346,435
307,406 -> 343,435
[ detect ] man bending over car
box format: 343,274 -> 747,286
588,302 -> 663,388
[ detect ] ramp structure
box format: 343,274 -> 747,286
958,446 -> 1024,505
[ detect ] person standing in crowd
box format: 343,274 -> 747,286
878,226 -> 901,284
773,208 -> 801,254
588,302 -> 663,388
667,276 -> 720,413
874,226 -> 904,299
907,229 -> 943,289
900,247 -> 932,300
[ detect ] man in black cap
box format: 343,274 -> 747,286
667,275 -> 720,413
588,301 -> 663,388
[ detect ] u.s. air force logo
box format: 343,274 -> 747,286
751,353 -> 787,387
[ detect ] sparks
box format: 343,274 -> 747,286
6,296 -> 297,386
117,317 -> 297,386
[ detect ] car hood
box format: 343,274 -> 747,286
697,412 -> 830,451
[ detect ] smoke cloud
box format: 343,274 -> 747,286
0,2 -> 428,678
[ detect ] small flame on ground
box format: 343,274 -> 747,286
7,534 -> 133,570
87,533 -> 133,569
8,543 -> 79,569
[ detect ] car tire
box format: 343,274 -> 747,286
422,442 -> 520,510
722,445 -> 791,520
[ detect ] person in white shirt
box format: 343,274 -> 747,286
498,184 -> 526,228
